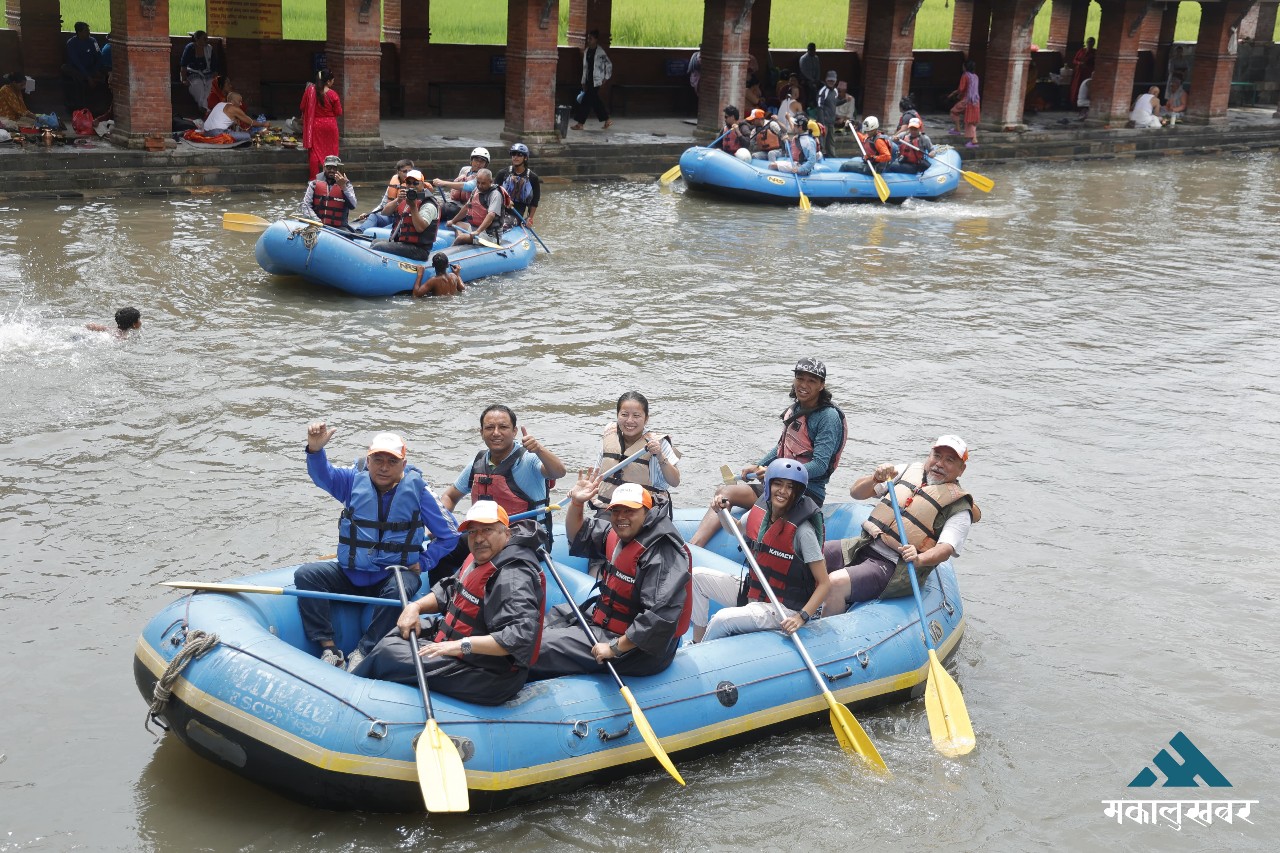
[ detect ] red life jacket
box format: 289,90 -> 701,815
590,521 -> 693,637
775,403 -> 848,484
468,446 -> 551,541
390,196 -> 440,247
461,185 -> 512,229
721,125 -> 744,155
436,550 -> 547,667
311,180 -> 348,228
742,494 -> 823,611
449,167 -> 475,203
899,135 -> 927,165
788,134 -> 814,164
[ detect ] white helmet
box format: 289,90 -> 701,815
861,116 -> 879,133
470,147 -> 491,162
734,147 -> 752,161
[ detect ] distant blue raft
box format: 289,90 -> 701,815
134,503 -> 967,812
677,145 -> 962,204
254,218 -> 536,297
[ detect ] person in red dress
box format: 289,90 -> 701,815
1068,37 -> 1095,109
301,69 -> 342,178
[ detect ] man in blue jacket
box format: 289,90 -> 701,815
295,422 -> 459,671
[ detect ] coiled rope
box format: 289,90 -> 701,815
144,629 -> 219,741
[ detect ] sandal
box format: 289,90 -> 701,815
570,123 -> 584,131
602,120 -> 613,130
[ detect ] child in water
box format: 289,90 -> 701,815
413,253 -> 465,298
85,307 -> 141,338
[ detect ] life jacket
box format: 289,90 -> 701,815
753,122 -> 781,152
775,402 -> 848,485
863,462 -> 981,553
501,170 -> 534,206
588,425 -> 678,512
742,493 -> 823,611
865,134 -> 893,164
384,173 -> 402,202
469,446 -> 551,541
899,136 -> 928,165
449,167 -> 476,203
390,196 -> 439,247
434,533 -> 547,669
590,514 -> 693,637
788,134 -> 813,165
721,125 -> 744,155
461,185 -> 512,229
310,180 -> 348,228
336,464 -> 427,586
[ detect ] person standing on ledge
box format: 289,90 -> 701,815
571,29 -> 613,132
179,31 -> 217,116
301,68 -> 342,179
948,60 -> 982,148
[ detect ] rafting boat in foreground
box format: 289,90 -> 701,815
254,218 -> 536,297
134,502 -> 966,812
677,145 -> 962,204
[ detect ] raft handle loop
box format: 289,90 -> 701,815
145,628 -> 220,742
572,720 -> 589,739
857,651 -> 870,669
366,720 -> 389,740
824,666 -> 854,682
597,721 -> 635,742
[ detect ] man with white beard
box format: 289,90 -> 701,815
820,435 -> 980,614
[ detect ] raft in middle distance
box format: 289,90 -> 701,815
677,145 -> 962,205
254,218 -> 536,297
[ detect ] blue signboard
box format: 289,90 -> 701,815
491,55 -> 507,75
665,58 -> 688,77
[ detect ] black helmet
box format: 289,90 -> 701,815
793,357 -> 827,381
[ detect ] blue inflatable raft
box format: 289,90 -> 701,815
254,218 -> 536,297
677,145 -> 962,204
134,502 -> 967,812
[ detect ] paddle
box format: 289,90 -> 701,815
659,127 -> 733,186
897,138 -> 994,193
452,222 -> 503,250
884,484 -> 975,757
717,509 -> 887,771
508,206 -> 551,254
790,158 -> 812,211
221,212 -> 375,240
537,550 -> 685,786
601,446 -> 651,481
392,565 -> 470,812
848,122 -> 891,203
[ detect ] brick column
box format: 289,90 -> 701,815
982,0 -> 1041,132
1187,0 -> 1255,126
400,0 -> 430,116
567,0 -> 612,51
383,0 -> 401,46
1154,1 -> 1179,83
696,0 -> 751,137
861,0 -> 916,128
502,0 -> 560,143
967,0 -> 993,70
6,0 -> 20,32
327,0 -> 383,146
224,39 -> 262,116
951,0 -> 974,51
1064,0 -> 1090,56
107,0 -> 171,148
16,0 -> 63,76
1085,0 -> 1146,127
1046,0 -> 1072,52
1139,6 -> 1161,52
749,0 -> 772,72
845,0 -> 867,52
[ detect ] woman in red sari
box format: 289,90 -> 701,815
301,69 -> 341,177
1068,37 -> 1096,109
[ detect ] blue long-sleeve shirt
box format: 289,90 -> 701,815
758,405 -> 845,502
65,35 -> 101,77
306,447 -> 459,571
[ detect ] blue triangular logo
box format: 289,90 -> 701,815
1128,732 -> 1231,788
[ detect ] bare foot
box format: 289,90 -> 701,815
570,123 -> 584,131
602,119 -> 613,130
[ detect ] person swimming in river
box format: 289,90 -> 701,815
85,306 -> 141,338
413,253 -> 466,298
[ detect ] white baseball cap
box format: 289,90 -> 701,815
367,432 -> 406,459
608,483 -> 653,510
458,500 -> 510,531
932,435 -> 969,462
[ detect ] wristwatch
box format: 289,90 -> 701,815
608,637 -> 621,656
460,638 -> 472,657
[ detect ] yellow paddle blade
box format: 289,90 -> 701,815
961,170 -> 995,193
223,212 -> 271,226
719,464 -> 736,485
798,190 -> 811,211
416,718 -> 470,812
160,581 -> 285,594
823,691 -> 888,772
872,172 -> 890,203
476,236 -> 503,249
620,686 -> 685,786
924,649 -> 976,757
659,164 -> 683,186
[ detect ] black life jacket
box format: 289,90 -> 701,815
590,512 -> 693,637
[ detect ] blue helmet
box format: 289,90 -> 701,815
509,143 -> 530,157
763,458 -> 809,498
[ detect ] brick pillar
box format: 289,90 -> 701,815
1238,2 -> 1261,39
6,0 -> 20,32
967,0 -> 993,70
17,0 -> 63,76
1255,3 -> 1278,43
1064,0 -> 1090,56
845,0 -> 867,51
327,0 -> 383,145
1085,0 -> 1146,127
696,0 -> 750,137
862,0 -> 917,128
1046,0 -> 1071,52
1154,1 -> 1179,83
383,0 -> 401,46
983,0 -> 1040,132
400,0 -> 430,116
567,0 -> 612,50
107,0 -> 170,148
1187,0 -> 1255,126
502,0 -> 559,143
749,0 -> 772,72
951,0 -> 974,51
224,39 -> 262,116
1139,5 -> 1161,52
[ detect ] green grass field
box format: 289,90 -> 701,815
27,0 -> 1277,49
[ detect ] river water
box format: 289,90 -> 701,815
1,153 -> 1277,851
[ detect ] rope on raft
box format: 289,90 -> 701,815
145,628 -> 220,741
